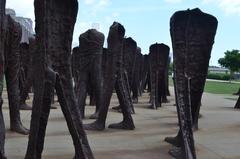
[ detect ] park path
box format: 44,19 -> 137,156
2,88 -> 240,159
207,78 -> 240,84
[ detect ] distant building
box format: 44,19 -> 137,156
208,66 -> 240,79
208,66 -> 229,74
15,16 -> 34,43
6,8 -> 34,44
5,8 -> 16,18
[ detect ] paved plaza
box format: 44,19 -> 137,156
2,88 -> 240,159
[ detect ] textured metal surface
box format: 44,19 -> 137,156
25,0 -> 94,158
0,0 -> 6,157
235,95 -> 240,109
149,43 -> 170,109
3,15 -> 29,134
84,22 -> 135,131
170,8 -> 218,159
122,37 -> 137,106
20,37 -> 35,107
75,29 -> 104,118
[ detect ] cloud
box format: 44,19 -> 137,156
203,0 -> 240,16
82,0 -> 111,16
6,0 -> 34,20
114,6 -> 164,14
83,0 -> 96,5
73,21 -> 92,44
164,0 -> 182,4
112,12 -> 119,18
99,0 -> 110,7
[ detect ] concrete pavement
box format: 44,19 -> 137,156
1,88 -> 240,159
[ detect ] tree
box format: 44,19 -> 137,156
218,50 -> 240,79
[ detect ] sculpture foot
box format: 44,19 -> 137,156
162,99 -> 170,103
83,121 -> 105,131
112,106 -> 135,114
0,155 -> 7,159
129,108 -> 135,114
148,105 -> 156,109
132,98 -> 138,104
73,155 -> 81,159
164,136 -> 181,147
20,103 -> 32,110
108,121 -> 135,130
50,106 -> 58,109
89,112 -> 99,119
233,91 -> 240,95
112,106 -> 121,111
117,109 -> 122,113
10,123 -> 29,135
168,147 -> 185,159
192,123 -> 199,131
148,104 -> 158,110
73,154 -> 81,159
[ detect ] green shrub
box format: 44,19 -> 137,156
207,73 -> 231,80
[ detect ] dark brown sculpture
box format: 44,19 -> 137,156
25,0 -> 94,158
143,54 -> 151,93
233,88 -> 240,95
72,46 -> 79,93
167,8 -> 218,159
138,54 -> 144,97
19,37 -> 35,110
140,55 -> 149,93
112,38 -> 136,114
132,47 -> 142,103
149,43 -> 169,109
75,29 -> 104,119
3,14 -> 29,135
234,95 -> 240,109
123,38 -> 137,101
165,57 -> 171,97
0,0 -> 6,158
84,22 -> 135,131
88,88 -> 96,106
19,42 -> 29,98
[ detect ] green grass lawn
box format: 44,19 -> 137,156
169,77 -> 240,95
204,81 -> 240,94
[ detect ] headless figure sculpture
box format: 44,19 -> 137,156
112,38 -> 136,114
72,47 -> 79,95
3,14 -> 30,135
19,43 -> 29,101
149,43 -> 169,109
19,37 -> 35,110
132,47 -> 142,103
141,54 -> 150,93
0,0 -> 6,158
139,55 -> 145,96
0,2 -> 29,158
84,22 -> 135,131
25,0 -> 94,158
138,49 -> 143,98
165,8 -> 218,159
124,38 -> 137,100
75,29 -> 104,119
164,57 -> 171,98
